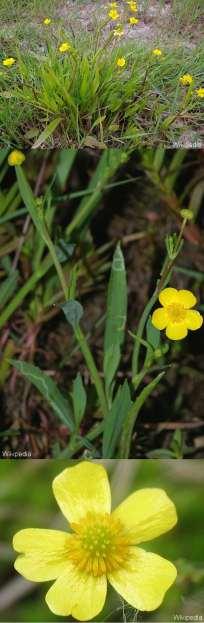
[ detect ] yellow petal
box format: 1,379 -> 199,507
52,461 -> 111,523
166,322 -> 188,340
176,289 -> 196,308
159,288 -> 178,307
186,309 -> 203,330
45,563 -> 107,619
152,308 -> 168,330
112,488 -> 177,544
13,529 -> 71,581
108,547 -> 177,611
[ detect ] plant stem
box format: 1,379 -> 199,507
44,233 -> 68,301
120,371 -> 165,458
131,220 -> 187,378
75,325 -> 108,418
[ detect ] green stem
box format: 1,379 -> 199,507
131,235 -> 185,379
120,371 -> 165,458
60,421 -> 104,457
0,256 -> 51,330
75,325 -> 108,418
44,234 -> 68,301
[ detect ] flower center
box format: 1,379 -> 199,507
167,303 -> 187,323
68,512 -> 131,577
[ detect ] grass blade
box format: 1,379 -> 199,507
120,371 -> 165,457
103,243 -> 127,402
102,380 -> 132,458
31,117 -> 62,149
10,359 -> 74,431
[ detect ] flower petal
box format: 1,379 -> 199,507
159,288 -> 178,307
112,488 -> 177,544
52,461 -> 111,523
45,563 -> 107,619
152,308 -> 168,330
13,529 -> 71,581
176,289 -> 197,309
166,322 -> 188,340
108,547 -> 177,612
186,309 -> 203,330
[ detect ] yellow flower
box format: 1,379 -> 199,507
2,57 -> 16,67
108,8 -> 120,20
58,42 -> 71,53
8,150 -> 25,166
195,87 -> 204,98
13,462 -> 177,620
129,1 -> 138,12
152,48 -> 163,57
113,26 -> 124,37
179,73 -> 193,86
43,17 -> 52,25
152,287 -> 203,340
109,2 -> 118,6
129,16 -> 139,24
117,57 -> 126,68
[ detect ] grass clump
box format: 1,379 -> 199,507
0,0 -> 203,148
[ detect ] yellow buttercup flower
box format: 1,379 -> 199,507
117,57 -> 126,68
8,150 -> 25,166
13,462 -> 177,620
58,42 -> 71,53
113,26 -> 124,37
152,287 -> 203,341
2,57 -> 16,67
152,48 -> 163,57
108,8 -> 120,19
195,87 -> 204,98
43,17 -> 52,25
129,1 -> 138,12
129,16 -> 139,24
179,74 -> 193,86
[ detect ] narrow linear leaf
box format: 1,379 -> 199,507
0,270 -> 19,309
120,371 -> 165,457
103,243 -> 127,401
72,373 -> 87,427
16,167 -> 47,240
57,150 -> 77,190
103,380 -> 132,458
10,359 -> 74,431
32,117 -> 62,149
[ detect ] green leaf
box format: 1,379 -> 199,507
57,150 -> 76,190
10,359 -> 74,431
62,299 -> 84,329
55,240 -> 75,263
66,150 -> 128,237
147,449 -> 174,459
146,317 -> 160,349
103,243 -> 127,401
120,371 -> 165,457
32,117 -> 62,149
16,167 -> 48,242
72,373 -> 87,427
103,380 -> 132,458
0,270 -> 19,309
